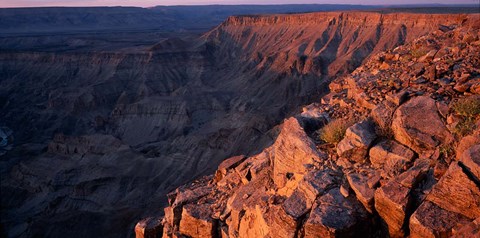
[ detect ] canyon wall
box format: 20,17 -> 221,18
149,14 -> 480,238
1,11 -> 477,238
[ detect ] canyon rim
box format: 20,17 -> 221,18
0,4 -> 479,238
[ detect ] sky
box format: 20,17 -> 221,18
0,0 -> 478,8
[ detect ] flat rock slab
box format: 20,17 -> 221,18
374,180 -> 410,238
426,162 -> 480,220
392,96 -> 453,153
452,217 -> 480,238
409,201 -> 471,238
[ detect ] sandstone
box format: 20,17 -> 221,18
385,90 -> 409,106
374,160 -> 430,238
135,217 -> 163,238
262,204 -> 298,238
374,181 -> 410,238
394,158 -> 431,188
409,201 -> 471,238
458,145 -> 480,180
337,119 -> 377,163
452,217 -> 480,238
426,162 -> 480,220
282,170 -> 337,219
371,101 -> 396,133
456,135 -> 480,162
214,155 -> 247,183
346,173 -> 375,212
304,188 -> 370,238
179,204 -> 217,238
392,96 -> 453,153
273,118 -> 325,192
369,139 -> 415,177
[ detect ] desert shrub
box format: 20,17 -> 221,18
410,47 -> 428,58
318,119 -> 354,144
451,97 -> 480,137
439,143 -> 455,159
451,97 -> 480,117
453,117 -> 477,137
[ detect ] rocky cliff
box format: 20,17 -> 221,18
142,14 -> 480,238
1,10 -> 478,238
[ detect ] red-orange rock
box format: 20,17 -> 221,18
273,117 -> 325,193
409,201 -> 471,238
135,217 -> 163,238
392,96 -> 453,153
452,217 -> 480,238
426,162 -> 480,220
369,139 -> 415,177
304,188 -> 370,238
337,119 -> 377,163
179,204 -> 217,238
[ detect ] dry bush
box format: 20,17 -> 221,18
452,97 -> 480,117
318,119 -> 354,144
451,97 -> 480,137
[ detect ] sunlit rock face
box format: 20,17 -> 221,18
1,8 -> 478,238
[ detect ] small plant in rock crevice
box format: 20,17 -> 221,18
450,96 -> 480,137
317,118 -> 355,144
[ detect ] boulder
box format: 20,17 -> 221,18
135,217 -> 163,238
374,180 -> 411,238
346,172 -> 375,212
458,144 -> 480,180
283,170 -> 337,219
262,205 -> 298,238
225,174 -> 272,237
456,135 -> 480,162
273,117 -> 325,193
426,162 -> 480,220
369,139 -> 415,177
409,201 -> 471,238
337,119 -> 377,163
179,204 -> 217,238
374,160 -> 430,238
452,217 -> 480,238
392,96 -> 453,153
304,188 -> 370,238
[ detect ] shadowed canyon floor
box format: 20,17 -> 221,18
1,6 -> 479,238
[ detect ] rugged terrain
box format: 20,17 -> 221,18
1,8 -> 478,238
138,13 -> 480,238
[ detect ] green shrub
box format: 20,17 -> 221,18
318,119 -> 354,144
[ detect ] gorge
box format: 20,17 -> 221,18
0,6 -> 479,238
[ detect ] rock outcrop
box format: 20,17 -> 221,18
141,15 -> 480,238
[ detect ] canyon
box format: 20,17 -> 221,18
0,6 -> 478,238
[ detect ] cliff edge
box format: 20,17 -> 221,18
137,13 -> 480,238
